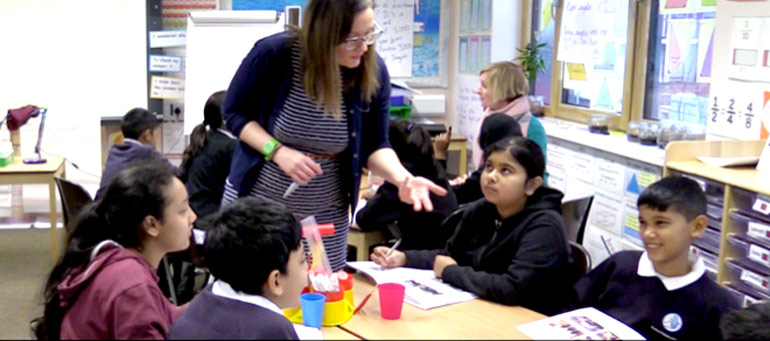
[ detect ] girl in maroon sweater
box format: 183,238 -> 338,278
33,163 -> 197,340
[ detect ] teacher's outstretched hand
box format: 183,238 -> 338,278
398,175 -> 447,212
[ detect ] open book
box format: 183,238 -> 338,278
516,307 -> 645,340
347,261 -> 476,310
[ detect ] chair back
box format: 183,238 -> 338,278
569,240 -> 592,283
54,177 -> 93,232
561,195 -> 593,243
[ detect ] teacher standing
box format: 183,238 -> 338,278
222,0 -> 446,271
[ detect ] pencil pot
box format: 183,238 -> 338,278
283,271 -> 354,327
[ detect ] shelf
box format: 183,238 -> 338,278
666,161 -> 770,196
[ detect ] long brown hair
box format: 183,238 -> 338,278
299,0 -> 380,119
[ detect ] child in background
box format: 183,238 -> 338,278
168,197 -> 307,340
33,164 -> 195,340
180,90 -> 236,219
720,302 -> 770,340
568,176 -> 739,340
356,119 -> 458,250
434,113 -> 522,204
372,137 -> 571,315
97,108 -> 176,200
172,91 -> 236,303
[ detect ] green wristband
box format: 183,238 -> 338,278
263,139 -> 279,161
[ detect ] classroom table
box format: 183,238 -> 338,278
322,326 -> 360,340
339,275 -> 546,339
0,155 -> 65,261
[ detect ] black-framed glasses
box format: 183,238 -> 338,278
342,21 -> 383,51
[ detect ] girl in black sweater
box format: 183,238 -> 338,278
356,119 -> 458,250
372,137 -> 571,315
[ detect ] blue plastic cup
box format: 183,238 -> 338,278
300,293 -> 326,328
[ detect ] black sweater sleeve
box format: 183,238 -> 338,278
568,253 -> 622,311
440,213 -> 569,307
355,183 -> 407,232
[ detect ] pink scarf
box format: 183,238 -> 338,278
473,97 -> 533,166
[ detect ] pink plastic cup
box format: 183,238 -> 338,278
377,283 -> 406,320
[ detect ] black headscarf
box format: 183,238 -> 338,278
478,113 -> 523,150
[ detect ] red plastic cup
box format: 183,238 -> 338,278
377,283 -> 406,320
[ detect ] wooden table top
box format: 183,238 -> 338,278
0,155 -> 64,174
339,275 -> 545,340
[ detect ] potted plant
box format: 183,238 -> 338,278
515,42 -> 547,116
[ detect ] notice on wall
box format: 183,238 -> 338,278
149,55 -> 182,73
453,74 -> 484,167
149,31 -> 187,48
374,0 -> 414,78
150,76 -> 185,100
587,189 -> 625,236
557,0 -> 629,64
707,87 -> 761,140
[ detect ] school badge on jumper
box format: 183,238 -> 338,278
662,313 -> 683,333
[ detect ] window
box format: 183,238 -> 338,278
528,0 -> 716,129
641,1 -> 715,126
530,0 -> 556,106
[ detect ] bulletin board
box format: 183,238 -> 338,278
232,0 -> 451,87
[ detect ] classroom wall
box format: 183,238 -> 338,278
0,0 -> 147,186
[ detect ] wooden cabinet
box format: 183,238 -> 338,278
664,140 -> 770,306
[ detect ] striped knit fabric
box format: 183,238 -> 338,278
223,40 -> 351,271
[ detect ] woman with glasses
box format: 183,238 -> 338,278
221,0 -> 446,271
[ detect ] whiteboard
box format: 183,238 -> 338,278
374,0 -> 414,78
184,10 -> 284,135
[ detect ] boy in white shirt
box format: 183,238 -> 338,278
568,176 -> 739,340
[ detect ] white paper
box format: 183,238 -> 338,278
586,189 -> 625,236
729,17 -> 763,82
149,55 -> 182,73
374,0 -> 414,78
150,76 -> 185,100
593,156 -> 626,194
292,324 -> 324,340
567,146 -> 595,185
162,121 -> 185,155
149,30 -> 187,48
697,156 -> 760,168
557,1 -> 629,64
516,307 -> 646,340
582,225 -> 624,267
347,261 -> 477,310
453,74 -> 484,167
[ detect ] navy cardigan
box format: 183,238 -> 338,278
223,32 -> 391,208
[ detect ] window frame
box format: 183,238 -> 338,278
524,0 -> 663,131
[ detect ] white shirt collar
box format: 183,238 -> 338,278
217,128 -> 236,139
637,251 -> 705,291
211,280 -> 284,315
123,138 -> 142,146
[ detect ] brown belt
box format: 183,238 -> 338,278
308,153 -> 338,159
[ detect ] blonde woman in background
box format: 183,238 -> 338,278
437,61 -> 547,185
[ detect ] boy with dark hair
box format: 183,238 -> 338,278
167,197 -> 307,340
569,176 -> 739,340
97,108 -> 174,199
720,302 -> 770,340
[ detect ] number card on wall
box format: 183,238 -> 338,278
707,89 -> 761,140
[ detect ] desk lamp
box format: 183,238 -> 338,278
5,105 -> 48,164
